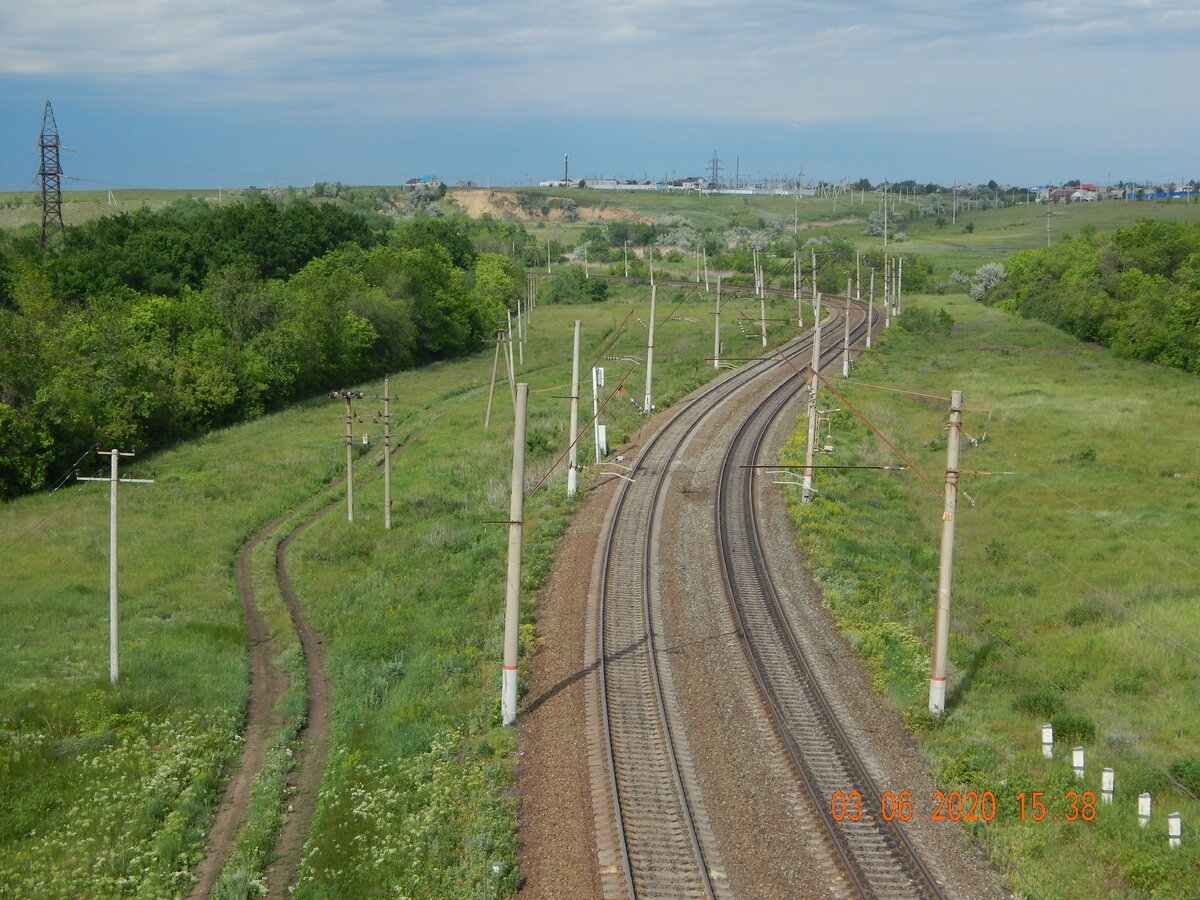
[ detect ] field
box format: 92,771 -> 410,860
3,183 -> 1200,896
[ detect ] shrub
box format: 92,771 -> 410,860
1168,754 -> 1200,796
1049,711 -> 1097,744
896,306 -> 954,335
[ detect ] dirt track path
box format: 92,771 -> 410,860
189,515 -> 290,898
265,515 -> 333,897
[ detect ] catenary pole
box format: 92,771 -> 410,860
501,383 -> 528,725
929,389 -> 963,715
643,284 -> 656,413
567,320 -> 581,497
713,277 -> 722,369
802,294 -> 822,503
842,280 -> 851,378
867,269 -> 875,349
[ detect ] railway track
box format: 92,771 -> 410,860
589,299 -> 864,898
715,321 -> 947,898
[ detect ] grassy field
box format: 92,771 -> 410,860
0,280 -> 791,897
779,295 -> 1200,896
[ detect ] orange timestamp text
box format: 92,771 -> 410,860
829,789 -> 1099,824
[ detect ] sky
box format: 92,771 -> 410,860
1,1 -> 1197,193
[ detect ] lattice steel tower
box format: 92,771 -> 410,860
38,100 -> 65,248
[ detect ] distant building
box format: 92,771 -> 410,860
405,175 -> 442,187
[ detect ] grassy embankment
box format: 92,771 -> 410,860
777,294 -> 1200,896
0,276 -> 788,897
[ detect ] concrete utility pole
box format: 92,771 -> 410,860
713,277 -> 722,369
505,312 -> 516,401
567,320 -> 581,497
485,328 -> 503,428
501,382 -> 528,725
842,281 -> 851,378
592,366 -> 604,462
867,269 -> 875,349
929,389 -> 963,715
624,241 -> 629,278
330,390 -> 365,522
760,284 -> 768,349
897,256 -> 903,317
703,244 -> 709,291
649,244 -> 655,286
802,294 -> 823,503
643,285 -> 657,413
381,377 -> 393,530
583,243 -> 589,278
76,448 -> 154,683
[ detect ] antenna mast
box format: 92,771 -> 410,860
38,100 -> 66,248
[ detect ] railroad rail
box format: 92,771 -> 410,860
714,317 -> 947,898
590,302 -> 859,898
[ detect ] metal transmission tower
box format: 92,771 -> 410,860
38,100 -> 65,248
709,150 -> 722,188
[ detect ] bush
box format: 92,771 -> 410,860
542,267 -> 608,304
1168,754 -> 1200,796
896,306 -> 954,335
1049,711 -> 1097,744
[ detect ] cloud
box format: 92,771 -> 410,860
2,0 -> 1199,130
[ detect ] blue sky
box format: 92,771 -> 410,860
2,1 -> 1197,192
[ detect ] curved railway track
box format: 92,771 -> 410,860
590,298 -> 886,897
714,324 -> 946,898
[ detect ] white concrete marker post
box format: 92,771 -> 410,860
501,383 -> 528,726
1102,767 -> 1114,804
1041,723 -> 1054,758
1138,793 -> 1152,828
1168,812 -> 1181,848
1073,746 -> 1085,779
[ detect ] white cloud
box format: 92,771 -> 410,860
2,0 -> 1198,130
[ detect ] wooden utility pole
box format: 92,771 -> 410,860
643,285 -> 657,413
502,383 -> 528,725
76,447 -> 154,683
802,294 -> 822,503
329,390 -> 365,522
929,389 -> 963,715
567,320 -> 581,497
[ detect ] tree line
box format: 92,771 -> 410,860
0,198 -> 525,499
979,219 -> 1200,374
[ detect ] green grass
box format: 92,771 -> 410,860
780,294 -> 1200,897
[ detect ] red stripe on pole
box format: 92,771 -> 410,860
503,665 -> 518,672
930,676 -> 947,682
